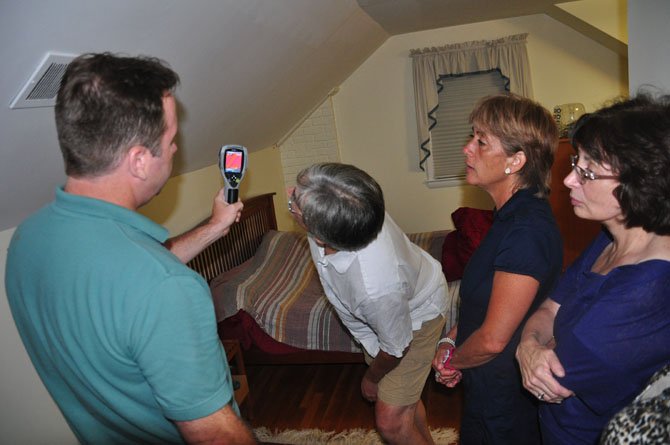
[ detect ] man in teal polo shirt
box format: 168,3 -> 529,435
5,53 -> 256,444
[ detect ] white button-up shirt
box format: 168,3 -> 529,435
308,213 -> 447,358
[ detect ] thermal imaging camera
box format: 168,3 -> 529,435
218,144 -> 247,203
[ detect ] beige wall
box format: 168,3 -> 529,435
1,227 -> 79,444
239,146 -> 296,232
139,145 -> 294,235
333,13 -> 627,233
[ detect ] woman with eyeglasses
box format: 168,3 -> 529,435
516,93 -> 670,445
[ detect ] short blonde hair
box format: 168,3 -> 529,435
469,94 -> 558,198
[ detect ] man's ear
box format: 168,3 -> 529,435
314,237 -> 339,254
127,146 -> 149,180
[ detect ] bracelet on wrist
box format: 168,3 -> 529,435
437,337 -> 456,348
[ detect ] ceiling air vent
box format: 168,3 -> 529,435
10,52 -> 78,109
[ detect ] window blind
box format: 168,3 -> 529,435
430,70 -> 507,181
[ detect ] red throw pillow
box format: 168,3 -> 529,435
441,207 -> 494,281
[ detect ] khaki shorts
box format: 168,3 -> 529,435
364,315 -> 445,406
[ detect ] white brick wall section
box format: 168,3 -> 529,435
279,97 -> 341,189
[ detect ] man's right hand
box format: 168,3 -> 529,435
165,189 -> 244,263
208,188 -> 243,238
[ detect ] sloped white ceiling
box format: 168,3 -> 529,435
357,0 -> 570,34
0,0 -> 387,230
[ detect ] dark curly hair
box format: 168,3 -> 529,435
570,93 -> 670,235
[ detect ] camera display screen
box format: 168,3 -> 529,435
224,151 -> 243,173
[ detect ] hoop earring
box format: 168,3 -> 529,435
504,167 -> 511,175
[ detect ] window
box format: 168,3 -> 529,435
410,33 -> 533,187
427,70 -> 507,187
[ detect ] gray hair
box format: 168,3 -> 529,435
295,163 -> 385,251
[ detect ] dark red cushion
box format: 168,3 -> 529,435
218,310 -> 303,354
441,207 -> 494,281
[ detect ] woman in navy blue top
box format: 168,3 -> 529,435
516,93 -> 670,445
433,94 -> 563,444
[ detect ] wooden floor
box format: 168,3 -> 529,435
244,362 -> 463,434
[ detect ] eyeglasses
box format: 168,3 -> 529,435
569,154 -> 617,184
288,190 -> 300,214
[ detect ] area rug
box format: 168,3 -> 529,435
254,427 -> 458,444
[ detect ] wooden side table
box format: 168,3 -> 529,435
222,339 -> 253,419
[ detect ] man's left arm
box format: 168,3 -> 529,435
361,347 -> 408,402
165,188 -> 243,263
359,288 -> 413,401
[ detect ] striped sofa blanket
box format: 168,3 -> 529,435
210,230 -> 460,352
